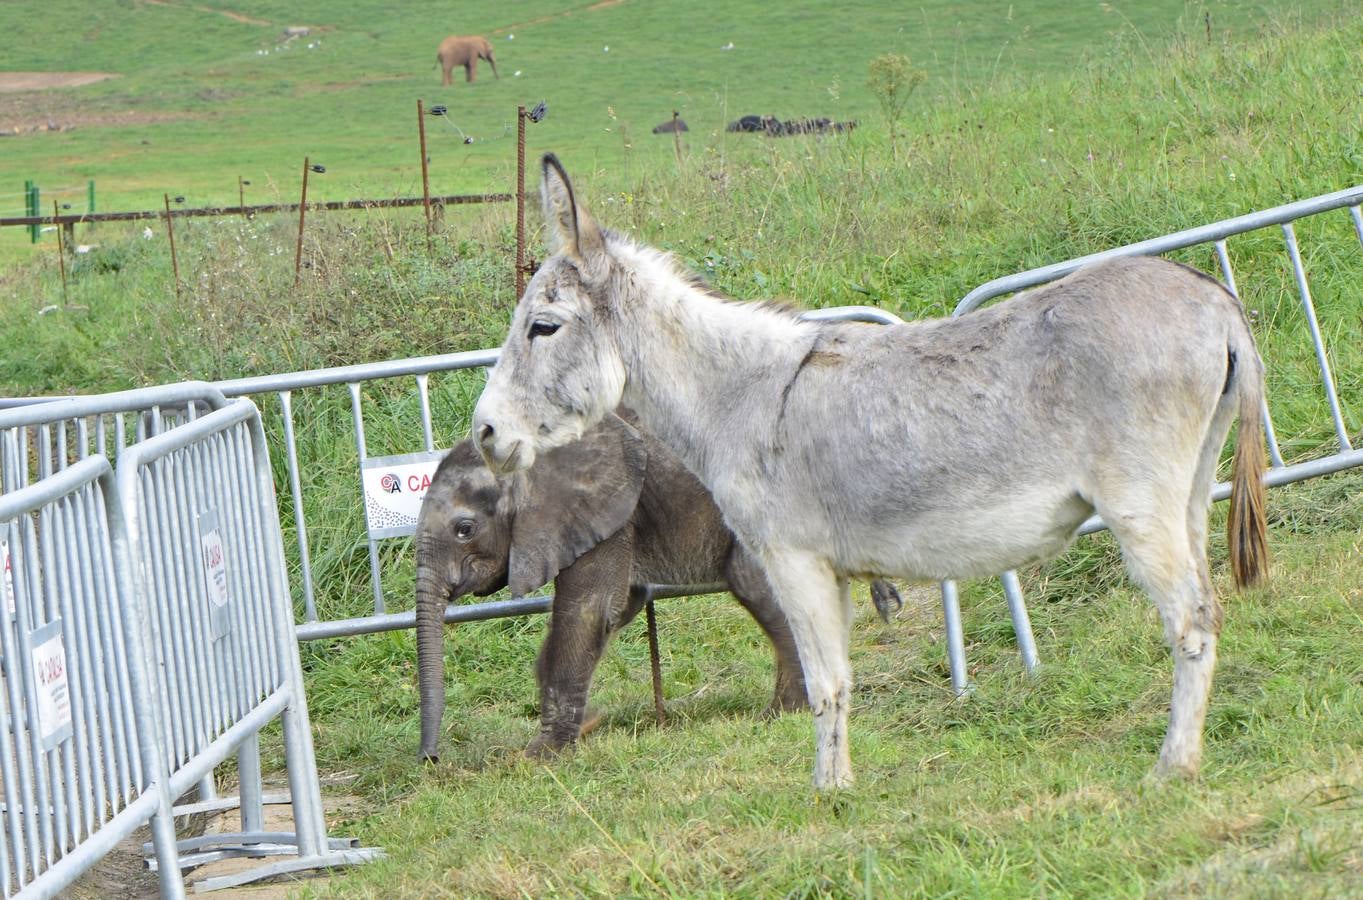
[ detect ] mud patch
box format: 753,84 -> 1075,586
0,72 -> 119,93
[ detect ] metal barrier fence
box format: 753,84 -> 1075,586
1,186 -> 1359,697
0,453 -> 180,898
932,184 -> 1363,692
0,397 -> 381,894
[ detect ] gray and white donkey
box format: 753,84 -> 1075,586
474,155 -> 1270,789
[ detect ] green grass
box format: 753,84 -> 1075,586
3,2 -> 1363,896
302,479 -> 1363,896
1,0 -> 1354,258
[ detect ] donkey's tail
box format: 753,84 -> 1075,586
1226,326 -> 1269,589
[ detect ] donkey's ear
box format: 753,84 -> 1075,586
507,413 -> 646,598
540,153 -> 605,263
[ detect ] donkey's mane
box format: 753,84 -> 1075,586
607,230 -> 804,320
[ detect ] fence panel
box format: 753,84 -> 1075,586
936,185 -> 1363,692
114,400 -> 381,891
0,449 -> 182,899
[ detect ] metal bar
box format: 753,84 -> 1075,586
294,158 -> 310,286
418,99 -> 433,249
277,391 -> 317,622
0,193 -> 512,228
347,383 -> 385,613
1281,222 -> 1352,450
999,570 -> 1039,673
645,597 -> 666,725
416,374 -> 435,452
939,580 -> 969,696
516,105 -> 527,297
956,183 -> 1363,315
1213,239 -> 1286,467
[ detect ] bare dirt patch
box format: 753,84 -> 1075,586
0,72 -> 119,92
491,0 -> 627,35
68,782 -> 366,898
141,0 -> 273,28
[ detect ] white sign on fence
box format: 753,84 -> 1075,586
199,510 -> 232,640
30,619 -> 73,750
360,450 -> 447,540
2,538 -> 13,618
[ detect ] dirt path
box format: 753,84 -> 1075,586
140,0 -> 273,28
0,72 -> 118,92
491,0 -> 627,35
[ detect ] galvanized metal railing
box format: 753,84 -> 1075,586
938,185 -> 1363,693
114,399 -> 381,891
0,396 -> 383,894
0,452 -> 181,899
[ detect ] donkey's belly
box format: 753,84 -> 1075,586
833,487 -> 1094,582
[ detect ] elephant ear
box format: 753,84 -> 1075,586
508,414 -> 647,598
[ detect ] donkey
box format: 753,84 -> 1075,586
472,154 -> 1270,790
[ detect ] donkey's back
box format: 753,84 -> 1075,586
756,257 -> 1261,582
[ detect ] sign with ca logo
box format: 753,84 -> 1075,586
360,450 -> 447,539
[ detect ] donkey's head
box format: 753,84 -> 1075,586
473,155 -> 627,474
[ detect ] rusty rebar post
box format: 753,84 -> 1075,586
515,104 -> 527,298
294,156 -> 310,286
645,600 -> 666,726
418,99 -> 433,250
162,193 -> 180,298
53,200 -> 68,306
238,176 -> 246,218
672,109 -> 683,169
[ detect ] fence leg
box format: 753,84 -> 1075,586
940,579 -> 969,695
515,104 -> 527,297
237,736 -> 265,835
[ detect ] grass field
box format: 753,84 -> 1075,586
3,1 -> 1363,896
1,0 -> 1355,252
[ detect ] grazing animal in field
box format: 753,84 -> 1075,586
652,117 -> 689,134
471,154 -> 1270,790
437,34 -> 498,85
415,409 -> 906,762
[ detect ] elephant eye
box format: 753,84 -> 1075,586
455,519 -> 475,540
528,320 -> 560,340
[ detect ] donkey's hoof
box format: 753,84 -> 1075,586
1149,759 -> 1199,782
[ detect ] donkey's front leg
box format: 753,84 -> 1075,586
760,548 -> 853,789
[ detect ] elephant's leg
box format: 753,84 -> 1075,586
441,60 -> 452,87
725,543 -> 808,715
526,528 -> 634,758
465,60 -> 476,83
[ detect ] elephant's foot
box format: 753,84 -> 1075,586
524,708 -> 604,759
761,689 -> 808,719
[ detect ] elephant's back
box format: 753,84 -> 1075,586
629,427 -> 734,586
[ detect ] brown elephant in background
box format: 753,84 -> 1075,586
437,34 -> 498,85
416,410 -> 906,762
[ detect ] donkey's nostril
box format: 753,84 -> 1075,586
477,423 -> 495,445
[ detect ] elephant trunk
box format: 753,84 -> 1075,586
416,557 -> 452,763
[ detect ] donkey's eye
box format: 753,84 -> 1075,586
529,320 -> 560,339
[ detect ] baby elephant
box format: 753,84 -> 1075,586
416,412 -> 900,761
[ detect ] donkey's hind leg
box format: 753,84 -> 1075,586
759,548 -> 853,789
1098,495 -> 1222,779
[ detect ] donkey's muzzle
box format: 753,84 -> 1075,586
474,419 -> 531,474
